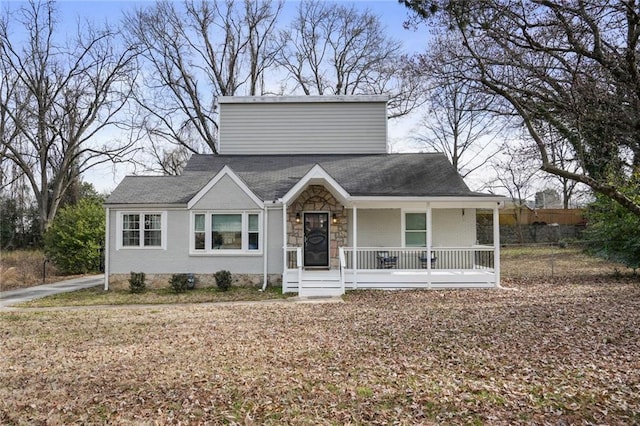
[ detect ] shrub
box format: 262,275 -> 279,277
129,272 -> 146,294
214,270 -> 232,291
169,273 -> 189,293
44,198 -> 105,274
585,195 -> 640,271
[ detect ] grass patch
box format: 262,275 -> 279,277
501,245 -> 629,279
16,284 -> 289,308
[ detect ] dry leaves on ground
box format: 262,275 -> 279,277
1,277 -> 639,424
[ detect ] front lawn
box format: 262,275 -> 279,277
1,278 -> 639,424
500,245 -> 625,279
16,284 -> 289,308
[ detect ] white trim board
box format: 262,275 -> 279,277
281,164 -> 351,205
219,95 -> 389,104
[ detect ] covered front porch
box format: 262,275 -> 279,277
280,187 -> 502,296
284,245 -> 499,296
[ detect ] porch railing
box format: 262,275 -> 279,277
341,247 -> 494,271
339,247 -> 346,291
286,247 -> 302,287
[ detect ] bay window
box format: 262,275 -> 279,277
192,211 -> 261,253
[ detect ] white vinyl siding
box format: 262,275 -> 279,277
191,174 -> 262,210
431,208 -> 477,246
108,210 -> 269,276
219,100 -> 387,154
350,209 -> 402,247
347,208 -> 476,249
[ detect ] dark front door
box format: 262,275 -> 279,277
303,212 -> 329,268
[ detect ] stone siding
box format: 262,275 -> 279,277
287,185 -> 347,269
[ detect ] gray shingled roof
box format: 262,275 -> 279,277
105,174 -> 213,205
106,153 -> 490,205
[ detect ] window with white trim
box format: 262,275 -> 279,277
194,213 -> 206,250
119,212 -> 165,248
404,212 -> 427,247
191,211 -> 261,253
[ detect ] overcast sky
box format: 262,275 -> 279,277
7,0 -> 431,193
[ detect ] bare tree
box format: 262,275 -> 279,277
0,0 -> 139,233
277,0 -> 424,118
536,123 -> 585,209
413,34 -> 505,178
488,141 -> 542,243
403,0 -> 640,217
125,0 -> 283,172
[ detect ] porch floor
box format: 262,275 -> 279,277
344,269 -> 496,290
285,268 -> 497,295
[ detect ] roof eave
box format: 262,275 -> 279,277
219,95 -> 389,104
349,195 -> 506,208
103,203 -> 188,209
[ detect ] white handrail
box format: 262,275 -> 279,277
342,246 -> 494,250
338,247 -> 346,294
296,247 -> 302,292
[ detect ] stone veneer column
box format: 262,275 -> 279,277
287,185 -> 347,269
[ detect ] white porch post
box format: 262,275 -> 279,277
352,205 -> 358,289
426,202 -> 432,289
282,202 -> 288,292
493,203 -> 501,287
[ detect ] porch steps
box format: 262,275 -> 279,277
298,270 -> 344,297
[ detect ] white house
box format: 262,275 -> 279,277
104,96 -> 504,296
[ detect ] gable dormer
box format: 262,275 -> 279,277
218,95 -> 388,155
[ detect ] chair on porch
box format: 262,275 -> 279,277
377,251 -> 398,269
419,251 -> 437,269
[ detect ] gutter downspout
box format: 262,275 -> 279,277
104,207 -> 110,291
261,206 -> 269,291
282,200 -> 287,293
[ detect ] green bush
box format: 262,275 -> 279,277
585,195 -> 640,271
129,272 -> 146,294
169,273 -> 189,293
214,270 -> 232,291
44,198 -> 105,274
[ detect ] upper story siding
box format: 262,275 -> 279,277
218,96 -> 388,155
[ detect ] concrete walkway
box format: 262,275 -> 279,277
0,275 -> 103,308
